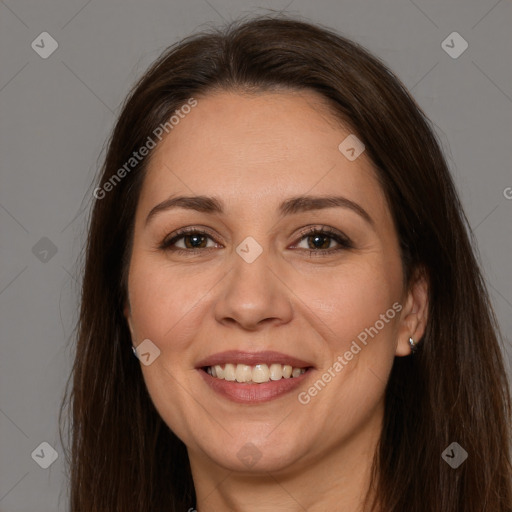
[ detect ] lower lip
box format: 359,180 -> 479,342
198,368 -> 312,403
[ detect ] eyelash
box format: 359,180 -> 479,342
158,225 -> 353,258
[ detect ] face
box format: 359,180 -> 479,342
124,90 -> 425,475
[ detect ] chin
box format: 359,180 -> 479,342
200,433 -> 308,474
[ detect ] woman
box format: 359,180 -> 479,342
60,15 -> 512,511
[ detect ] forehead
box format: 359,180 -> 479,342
138,90 -> 388,222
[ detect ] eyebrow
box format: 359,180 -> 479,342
145,194 -> 374,227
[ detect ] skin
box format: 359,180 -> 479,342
124,90 -> 429,512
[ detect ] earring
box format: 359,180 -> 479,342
132,345 -> 138,358
409,336 -> 417,354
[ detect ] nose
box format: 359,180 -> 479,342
213,243 -> 294,331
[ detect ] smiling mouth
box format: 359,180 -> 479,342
203,363 -> 309,384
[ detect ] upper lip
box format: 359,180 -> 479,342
196,350 -> 314,369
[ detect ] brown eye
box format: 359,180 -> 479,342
293,226 -> 353,257
305,233 -> 333,250
180,233 -> 209,249
159,228 -> 220,253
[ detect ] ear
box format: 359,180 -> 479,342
395,266 -> 429,356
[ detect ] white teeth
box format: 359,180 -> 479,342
282,365 -> 293,378
235,364 -> 252,383
252,364 -> 269,383
224,363 -> 236,381
269,363 -> 283,381
214,364 -> 225,379
205,363 -> 307,383
292,367 -> 302,378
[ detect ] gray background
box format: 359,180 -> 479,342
1,0 -> 511,510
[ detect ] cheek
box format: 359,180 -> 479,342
294,253 -> 402,353
126,257 -> 214,442
127,255 -> 210,347
295,259 -> 401,424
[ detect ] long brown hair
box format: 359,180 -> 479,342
60,15 -> 512,511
